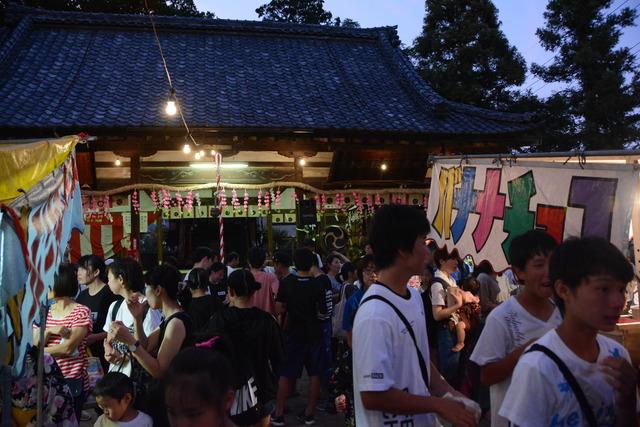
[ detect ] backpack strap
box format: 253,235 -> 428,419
526,344 -> 597,427
361,294 -> 430,389
111,299 -> 124,322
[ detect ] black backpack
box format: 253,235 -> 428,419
422,277 -> 450,347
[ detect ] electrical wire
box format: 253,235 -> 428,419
144,0 -> 198,146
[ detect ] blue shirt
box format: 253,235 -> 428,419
342,287 -> 365,332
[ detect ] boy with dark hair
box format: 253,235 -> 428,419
94,372 -> 152,426
470,229 -> 562,427
226,251 -> 240,276
353,204 -> 478,427
272,248 -> 327,426
501,237 -> 638,427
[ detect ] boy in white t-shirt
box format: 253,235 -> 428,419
353,205 -> 479,427
500,237 -> 639,427
470,229 -> 562,427
94,372 -> 153,427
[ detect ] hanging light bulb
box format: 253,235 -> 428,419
298,158 -> 306,166
380,163 -> 388,171
199,150 -> 205,157
210,149 -> 216,156
195,152 -> 201,160
183,144 -> 191,154
165,88 -> 177,116
115,159 -> 121,166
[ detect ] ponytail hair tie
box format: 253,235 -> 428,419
195,336 -> 220,349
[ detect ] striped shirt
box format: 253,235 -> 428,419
37,303 -> 92,390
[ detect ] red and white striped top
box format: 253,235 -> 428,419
37,304 -> 92,389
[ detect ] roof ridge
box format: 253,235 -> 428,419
6,4 -> 398,40
0,15 -> 32,66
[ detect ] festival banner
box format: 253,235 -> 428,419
426,159 -> 638,272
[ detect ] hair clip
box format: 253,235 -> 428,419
195,336 -> 219,349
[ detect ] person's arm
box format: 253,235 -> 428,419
115,318 -> 186,379
86,331 -> 107,346
45,326 -> 88,357
360,389 -> 476,427
480,340 -> 533,386
432,301 -> 462,321
428,360 -> 458,397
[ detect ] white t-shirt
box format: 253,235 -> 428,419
352,283 -> 437,427
469,297 -> 562,427
94,410 -> 153,426
103,300 -> 162,375
500,329 -> 637,427
430,269 -> 457,307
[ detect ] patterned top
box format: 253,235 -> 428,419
37,303 -> 92,390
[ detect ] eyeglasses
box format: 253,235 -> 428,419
363,268 -> 376,275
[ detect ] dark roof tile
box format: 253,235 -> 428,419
0,6 -> 536,135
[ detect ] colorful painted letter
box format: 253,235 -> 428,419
451,167 -> 478,243
472,169 -> 505,252
432,166 -> 461,239
502,171 -> 536,262
568,177 -> 617,239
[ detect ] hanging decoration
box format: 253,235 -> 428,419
150,190 -> 160,211
231,189 -> 240,211
131,190 -> 140,214
265,189 -> 271,212
243,190 -> 249,216
194,191 -> 201,207
103,195 -> 113,221
257,189 -> 263,211
423,194 -> 428,216
320,193 -> 327,214
375,193 -> 382,207
365,194 -> 374,216
185,190 -> 194,211
219,187 -> 227,209
275,188 -> 282,209
353,192 -> 364,216
175,192 -> 184,209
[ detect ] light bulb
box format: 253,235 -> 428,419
195,152 -> 201,160
381,163 -> 388,171
165,100 -> 177,116
210,150 -> 216,156
183,144 -> 191,154
115,159 -> 121,166
199,150 -> 205,157
298,158 -> 306,166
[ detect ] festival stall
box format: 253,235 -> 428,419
426,150 -> 640,365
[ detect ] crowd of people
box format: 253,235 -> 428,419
10,204 -> 640,427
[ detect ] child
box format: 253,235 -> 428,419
500,237 -> 638,427
470,230 -> 562,427
94,372 -> 152,426
164,345 -> 236,427
448,284 -> 481,352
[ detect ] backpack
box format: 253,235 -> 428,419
423,277 -> 450,346
332,283 -> 350,339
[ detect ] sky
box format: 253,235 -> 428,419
194,0 -> 640,99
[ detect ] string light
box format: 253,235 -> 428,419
183,144 -> 191,154
298,158 -> 306,166
165,88 -> 177,116
199,150 -> 205,157
381,163 -> 388,171
210,149 -> 216,156
195,152 -> 202,160
115,159 -> 121,166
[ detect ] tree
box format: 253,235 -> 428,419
255,0 -> 359,27
256,0 -> 332,24
410,0 -> 527,110
15,0 -> 211,18
532,0 -> 639,149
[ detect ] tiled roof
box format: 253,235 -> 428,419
0,6 -> 537,136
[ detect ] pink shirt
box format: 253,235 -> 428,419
249,270 -> 280,316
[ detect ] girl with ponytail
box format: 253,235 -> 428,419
186,267 -> 224,332
206,269 -> 284,427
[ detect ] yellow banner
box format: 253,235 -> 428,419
0,135 -> 79,203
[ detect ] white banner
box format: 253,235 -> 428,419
427,159 -> 638,272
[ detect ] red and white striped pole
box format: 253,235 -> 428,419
215,152 -> 224,263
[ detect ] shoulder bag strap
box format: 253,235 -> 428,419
361,294 -> 430,388
526,343 -> 597,427
111,299 -> 124,322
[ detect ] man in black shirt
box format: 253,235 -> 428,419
207,262 -> 228,304
272,249 -> 325,426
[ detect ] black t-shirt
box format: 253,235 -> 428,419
188,295 -> 224,332
209,279 -> 228,304
207,307 -> 284,404
75,284 -> 120,361
276,275 -> 325,341
315,274 -> 334,321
